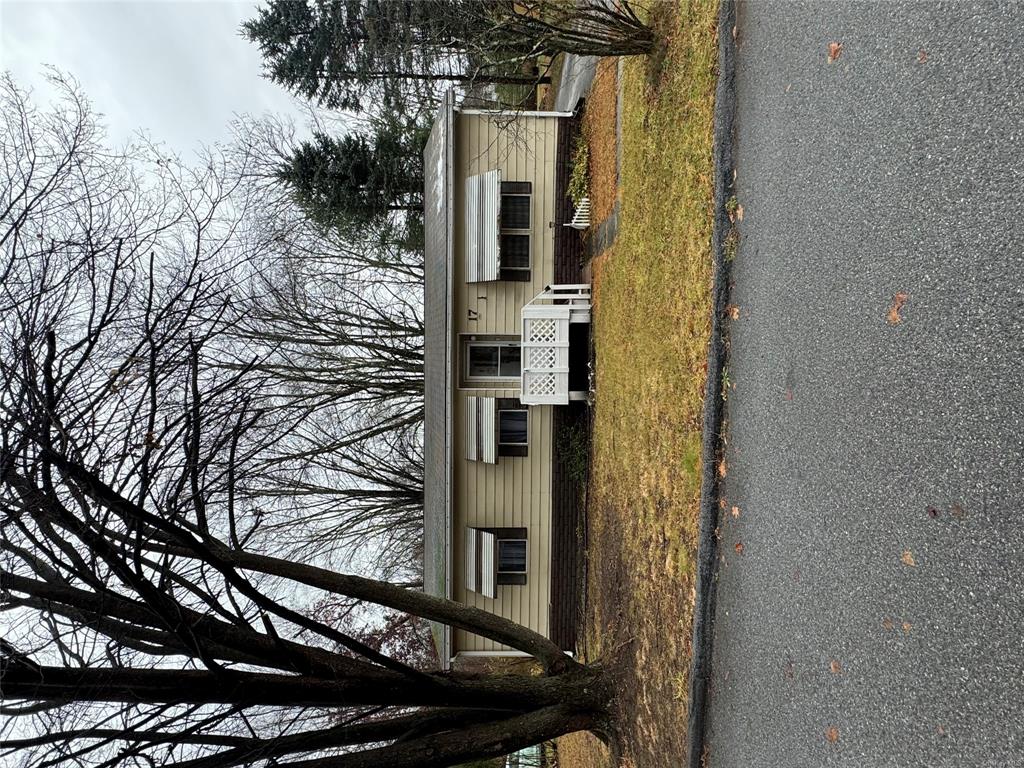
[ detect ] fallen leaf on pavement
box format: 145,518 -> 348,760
731,505 -> 741,518
918,49 -> 927,63
718,459 -> 727,478
719,498 -> 728,510
882,617 -> 895,631
830,659 -> 842,674
784,658 -> 795,680
736,204 -> 744,221
950,503 -> 965,518
827,42 -> 844,63
734,542 -> 745,555
902,621 -> 913,633
901,550 -> 916,567
927,506 -> 940,519
887,292 -> 909,324
826,726 -> 840,743
726,305 -> 740,320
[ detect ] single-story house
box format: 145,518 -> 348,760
423,91 -> 591,668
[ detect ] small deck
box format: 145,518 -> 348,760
520,285 -> 592,406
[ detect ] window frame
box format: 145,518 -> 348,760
466,526 -> 529,589
495,398 -> 528,457
497,538 -> 528,575
499,182 -> 532,282
464,340 -> 522,384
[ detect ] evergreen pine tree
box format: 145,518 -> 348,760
277,119 -> 427,236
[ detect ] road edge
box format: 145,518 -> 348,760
685,1 -> 738,766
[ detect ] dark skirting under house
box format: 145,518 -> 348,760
554,114 -> 586,284
549,401 -> 587,652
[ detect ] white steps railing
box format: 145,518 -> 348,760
564,198 -> 590,230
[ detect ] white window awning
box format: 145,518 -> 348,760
465,169 -> 501,282
465,396 -> 497,464
465,527 -> 497,598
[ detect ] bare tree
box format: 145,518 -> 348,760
217,115 -> 426,569
0,74 -> 610,768
0,69 -> 428,561
242,0 -> 653,111
1,76 -> 427,578
467,0 -> 654,58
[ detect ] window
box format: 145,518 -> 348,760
465,341 -> 520,382
500,191 -> 531,228
466,396 -> 527,463
497,408 -> 528,457
466,527 -> 529,595
499,410 -> 527,445
498,539 -> 527,574
500,181 -> 531,282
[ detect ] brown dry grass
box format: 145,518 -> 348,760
558,0 -> 720,766
582,58 -> 620,225
556,730 -> 612,768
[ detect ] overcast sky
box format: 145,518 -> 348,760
0,0 -> 309,159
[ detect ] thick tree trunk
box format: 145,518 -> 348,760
1,663 -> 607,713
170,711 -> 506,768
311,68 -> 549,86
286,703 -> 602,768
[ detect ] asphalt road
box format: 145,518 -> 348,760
704,3 -> 1024,767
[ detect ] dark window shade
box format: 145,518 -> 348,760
498,443 -> 528,457
498,410 -> 528,445
500,267 -> 531,282
497,572 -> 528,585
501,181 -> 532,196
498,539 -> 527,573
501,234 -> 530,267
495,399 -> 527,456
499,346 -> 521,378
467,345 -> 498,378
500,195 -> 531,229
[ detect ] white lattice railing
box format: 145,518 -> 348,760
520,285 -> 591,405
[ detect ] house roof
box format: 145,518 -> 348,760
422,91 -> 455,667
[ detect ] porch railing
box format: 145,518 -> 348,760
520,285 -> 591,405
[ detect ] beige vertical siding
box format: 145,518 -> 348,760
451,113 -> 559,651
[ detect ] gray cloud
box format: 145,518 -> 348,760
0,0 -> 309,158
